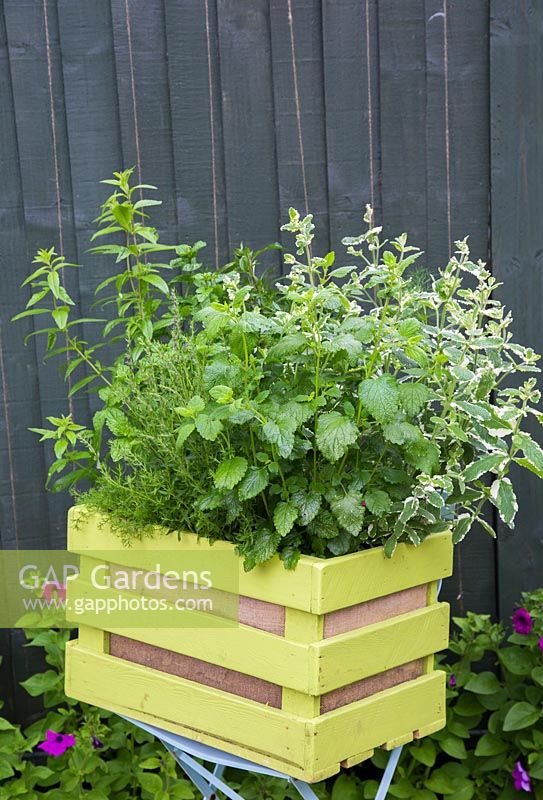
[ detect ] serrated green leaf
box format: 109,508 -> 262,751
291,491 -> 322,525
330,490 -> 365,535
267,333 -> 307,360
316,412 -> 358,462
452,514 -> 472,544
359,375 -> 399,422
514,431 -> 543,478
194,414 -> 223,441
364,489 -> 392,517
274,501 -> 298,537
455,401 -> 491,420
383,420 -> 420,445
405,438 -> 440,475
238,467 -> 269,500
308,511 -> 339,540
209,384 -> 234,404
214,457 -> 248,490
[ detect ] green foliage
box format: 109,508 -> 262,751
0,634 -> 195,800
363,589 -> 543,800
14,172 -> 543,567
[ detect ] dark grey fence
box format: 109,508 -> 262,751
1,0 -> 541,723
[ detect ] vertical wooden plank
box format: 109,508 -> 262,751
0,4 -> 54,725
322,0 -> 380,245
110,0 -> 178,241
491,0 -> 543,619
4,0 -> 88,544
0,3 -> 51,550
270,0 -> 330,257
424,1 -> 495,619
57,0 -> 124,414
377,0 -> 427,252
216,1 -> 281,272
164,0 -> 229,269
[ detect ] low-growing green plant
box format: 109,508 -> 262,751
0,636 -> 195,800
14,169 -> 543,567
359,591 -> 543,800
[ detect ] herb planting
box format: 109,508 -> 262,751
14,170 -> 543,568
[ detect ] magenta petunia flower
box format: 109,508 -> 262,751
512,608 -> 533,635
512,761 -> 532,793
448,674 -> 457,688
38,730 -> 76,757
41,582 -> 66,603
91,735 -> 104,749
539,636 -> 543,653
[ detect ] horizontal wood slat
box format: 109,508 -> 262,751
65,641 -> 446,782
312,603 -> 450,693
68,508 -> 453,613
110,634 -> 282,709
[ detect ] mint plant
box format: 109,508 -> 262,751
14,170 -> 543,568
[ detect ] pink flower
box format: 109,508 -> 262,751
539,637 -> 543,653
512,608 -> 533,635
41,582 -> 66,603
38,730 -> 76,757
448,674 -> 457,688
512,761 -> 532,793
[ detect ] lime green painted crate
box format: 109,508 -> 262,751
65,507 -> 453,782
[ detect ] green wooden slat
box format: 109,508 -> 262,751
490,0 -> 543,619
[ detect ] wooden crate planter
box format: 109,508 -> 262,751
65,507 -> 453,782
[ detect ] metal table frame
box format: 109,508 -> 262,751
124,716 -> 403,800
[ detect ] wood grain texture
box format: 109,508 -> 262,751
324,584 -> 428,637
321,0 -> 379,241
269,0 -> 330,258
311,671 -> 445,768
312,532 -> 453,612
313,603 -> 449,693
68,508 -> 453,614
377,0 -> 427,251
68,580 -> 313,693
65,640 -> 446,781
110,634 -> 283,708
490,0 -> 543,619
320,659 -> 424,714
66,641 -> 308,766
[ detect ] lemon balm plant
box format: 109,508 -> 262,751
14,169 -> 543,569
